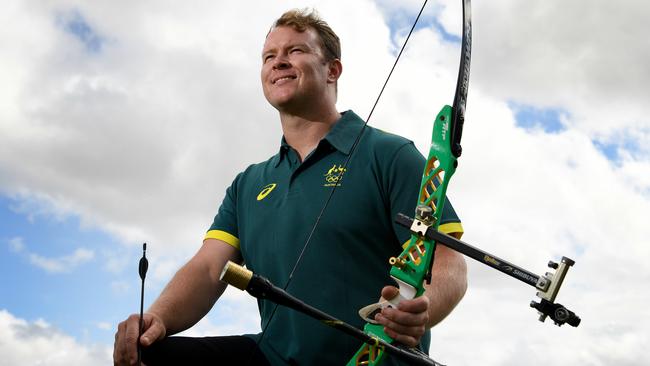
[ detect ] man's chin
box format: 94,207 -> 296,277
268,97 -> 301,113
265,92 -> 293,107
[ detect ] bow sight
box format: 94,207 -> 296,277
395,212 -> 581,327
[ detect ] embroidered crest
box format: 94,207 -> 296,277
324,164 -> 347,187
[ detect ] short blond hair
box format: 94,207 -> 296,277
271,8 -> 341,62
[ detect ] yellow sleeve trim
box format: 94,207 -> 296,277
438,222 -> 464,239
204,230 -> 240,250
401,222 -> 464,249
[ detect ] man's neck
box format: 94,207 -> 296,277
279,108 -> 341,162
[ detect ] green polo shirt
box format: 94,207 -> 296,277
206,111 -> 462,365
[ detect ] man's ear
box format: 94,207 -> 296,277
327,59 -> 343,83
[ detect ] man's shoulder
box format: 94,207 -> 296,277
365,125 -> 413,146
361,124 -> 421,162
343,111 -> 413,145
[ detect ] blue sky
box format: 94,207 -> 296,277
0,194 -> 143,345
1,1 -> 649,365
59,10 -> 105,53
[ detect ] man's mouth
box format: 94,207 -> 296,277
272,75 -> 297,84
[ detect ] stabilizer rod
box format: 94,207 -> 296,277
220,261 -> 444,366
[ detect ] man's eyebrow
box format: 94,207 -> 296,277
288,42 -> 311,49
263,42 -> 313,55
261,46 -> 276,58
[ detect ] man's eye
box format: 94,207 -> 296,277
263,54 -> 274,62
290,48 -> 304,54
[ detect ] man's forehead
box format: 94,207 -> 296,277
263,26 -> 319,50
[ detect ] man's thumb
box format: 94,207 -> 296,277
140,322 -> 165,346
381,285 -> 400,301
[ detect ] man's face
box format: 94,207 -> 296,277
261,26 -> 335,112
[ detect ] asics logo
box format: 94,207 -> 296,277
257,183 -> 277,201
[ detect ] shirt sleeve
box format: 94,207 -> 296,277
204,172 -> 242,249
385,142 -> 463,245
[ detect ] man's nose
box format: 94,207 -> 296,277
273,54 -> 290,69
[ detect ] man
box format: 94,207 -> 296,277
114,9 -> 467,366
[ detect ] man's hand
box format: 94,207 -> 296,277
374,286 -> 430,348
113,312 -> 166,366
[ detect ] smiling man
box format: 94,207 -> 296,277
113,9 -> 467,366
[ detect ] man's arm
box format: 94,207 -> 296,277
113,239 -> 241,365
423,244 -> 467,327
377,244 -> 467,347
147,239 -> 241,334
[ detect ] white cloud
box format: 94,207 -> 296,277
0,310 -> 112,366
432,94 -> 650,366
101,247 -> 132,274
179,286 -> 262,338
110,280 -> 130,295
469,0 -> 650,137
6,235 -> 95,273
28,247 -> 94,273
8,236 -> 25,252
0,0 -> 648,365
96,322 -> 112,331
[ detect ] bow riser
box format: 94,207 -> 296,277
348,105 -> 457,366
391,105 -> 457,289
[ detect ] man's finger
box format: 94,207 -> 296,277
397,295 -> 429,313
381,322 -> 419,348
123,315 -> 143,364
140,319 -> 165,346
381,286 -> 399,301
380,307 -> 428,328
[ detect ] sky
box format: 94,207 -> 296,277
1,0 -> 648,365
